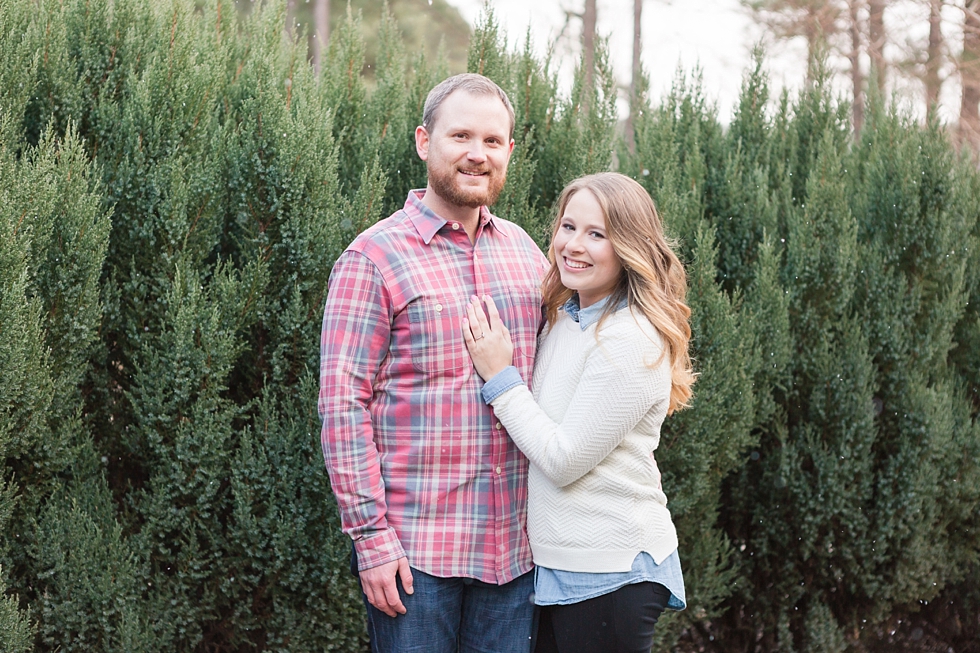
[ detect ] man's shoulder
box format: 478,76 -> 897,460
329,211 -> 418,286
347,210 -> 415,254
490,213 -> 533,240
489,214 -> 547,258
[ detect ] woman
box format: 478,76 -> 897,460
461,172 -> 695,653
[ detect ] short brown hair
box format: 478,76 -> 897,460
422,73 -> 515,138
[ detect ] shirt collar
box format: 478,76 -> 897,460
405,189 -> 506,244
562,293 -> 628,331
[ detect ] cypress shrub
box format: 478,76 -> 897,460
620,66 -> 782,647
671,65 -> 980,652
1,0 -> 978,651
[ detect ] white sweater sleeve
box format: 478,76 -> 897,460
490,318 -> 671,487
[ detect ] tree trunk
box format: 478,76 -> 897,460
626,0 -> 642,153
804,5 -> 818,82
869,0 -> 886,93
926,0 -> 943,120
312,0 -> 330,76
581,0 -> 597,118
284,0 -> 297,39
849,0 -> 865,137
961,0 -> 980,149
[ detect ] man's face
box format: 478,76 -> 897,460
416,90 -> 515,209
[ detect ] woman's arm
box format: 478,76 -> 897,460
463,296 -> 670,487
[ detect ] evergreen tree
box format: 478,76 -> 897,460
686,57 -> 980,653
2,1 -> 979,650
0,569 -> 33,653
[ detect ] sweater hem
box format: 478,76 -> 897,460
531,533 -> 679,573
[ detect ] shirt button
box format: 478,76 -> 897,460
452,222 -> 460,230
495,466 -> 502,474
495,422 -> 502,429
435,303 -> 443,312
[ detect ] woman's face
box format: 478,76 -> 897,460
552,189 -> 623,309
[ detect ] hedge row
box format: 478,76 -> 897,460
1,1 -> 978,651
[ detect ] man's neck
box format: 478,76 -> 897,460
419,186 -> 482,242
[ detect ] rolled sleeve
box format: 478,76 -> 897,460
480,366 -> 525,404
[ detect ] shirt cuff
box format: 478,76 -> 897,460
352,528 -> 407,571
481,366 -> 525,404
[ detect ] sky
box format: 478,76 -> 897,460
444,0 -> 965,126
445,0 -> 778,123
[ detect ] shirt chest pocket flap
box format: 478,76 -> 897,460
408,296 -> 468,374
407,289 -> 542,375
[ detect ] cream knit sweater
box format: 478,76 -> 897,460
490,307 -> 679,573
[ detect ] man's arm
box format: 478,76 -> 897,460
319,250 -> 413,616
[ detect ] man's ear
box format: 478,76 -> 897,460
415,125 -> 430,160
507,138 -> 515,158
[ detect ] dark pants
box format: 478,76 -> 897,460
534,582 -> 672,653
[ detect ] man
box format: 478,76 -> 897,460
319,74 -> 549,652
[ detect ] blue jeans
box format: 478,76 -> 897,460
363,567 -> 536,653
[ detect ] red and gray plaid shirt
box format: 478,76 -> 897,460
319,190 -> 549,584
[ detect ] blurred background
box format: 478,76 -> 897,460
282,0 -> 980,140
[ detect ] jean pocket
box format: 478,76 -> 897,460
408,296 -> 468,374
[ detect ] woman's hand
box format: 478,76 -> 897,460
461,295 -> 514,381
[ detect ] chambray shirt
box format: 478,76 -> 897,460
319,190 -> 549,583
483,295 -> 686,609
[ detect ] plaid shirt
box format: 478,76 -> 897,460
319,190 -> 549,584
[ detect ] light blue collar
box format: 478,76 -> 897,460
562,294 -> 628,331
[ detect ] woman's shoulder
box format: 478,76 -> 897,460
602,307 -> 662,340
592,309 -> 664,363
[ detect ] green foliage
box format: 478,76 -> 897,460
685,57 -> 980,653
0,566 -> 34,653
34,468 -> 151,653
1,1 -> 978,651
652,226 -> 758,646
621,42 -> 980,653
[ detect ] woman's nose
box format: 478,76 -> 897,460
565,233 -> 585,252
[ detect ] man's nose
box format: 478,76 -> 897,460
466,142 -> 487,162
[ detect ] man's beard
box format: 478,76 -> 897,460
427,164 -> 507,209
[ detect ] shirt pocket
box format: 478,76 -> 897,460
497,287 -> 543,373
408,295 -> 468,374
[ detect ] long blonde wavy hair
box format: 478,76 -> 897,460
542,172 -> 695,414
